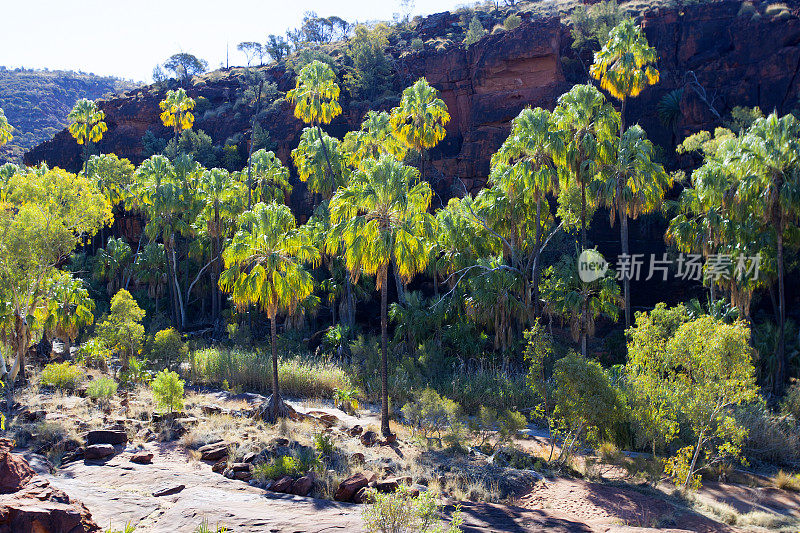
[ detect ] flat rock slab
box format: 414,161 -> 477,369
87,429 -> 128,446
152,484 -> 185,497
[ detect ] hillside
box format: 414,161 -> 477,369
0,68 -> 139,163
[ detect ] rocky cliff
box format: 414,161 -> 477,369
25,0 -> 800,207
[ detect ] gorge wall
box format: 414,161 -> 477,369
25,0 -> 800,208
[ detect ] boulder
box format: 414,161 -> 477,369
152,484 -> 185,497
375,477 -> 400,493
306,411 -> 339,428
0,439 -> 34,494
348,425 -> 363,437
0,478 -> 100,533
360,431 -> 378,447
86,429 -> 127,446
334,472 -> 372,502
211,460 -> 227,473
233,471 -> 251,482
269,475 -> 294,493
197,441 -> 229,462
350,452 -> 365,464
129,452 -> 153,465
290,473 -> 314,496
84,444 -> 115,460
352,486 -> 368,504
229,463 -> 250,473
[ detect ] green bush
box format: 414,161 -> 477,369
75,338 -> 110,369
503,14 -> 522,30
401,388 -> 464,447
362,484 -> 463,533
40,362 -> 84,390
252,455 -> 303,481
410,38 -> 424,51
148,328 -> 187,371
150,369 -> 185,414
189,347 -> 355,398
314,432 -> 336,456
87,377 -> 118,402
782,381 -> 800,420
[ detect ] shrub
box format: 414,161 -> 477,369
470,407 -> 527,453
87,377 -> 118,403
503,14 -> 521,31
252,455 -> 303,481
333,387 -> 360,413
463,16 -> 486,46
148,328 -> 187,371
75,338 -> 110,369
737,403 -> 800,465
362,484 -> 463,533
401,388 -> 464,447
96,289 -> 145,370
150,369 -> 185,414
40,362 -> 83,390
782,381 -> 800,420
410,38 -> 424,51
314,432 -> 336,456
773,470 -> 800,491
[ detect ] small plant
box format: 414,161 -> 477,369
104,522 -> 135,533
87,377 -> 118,404
334,387 -> 360,414
362,484 -> 463,533
470,407 -> 526,453
402,389 -> 464,447
773,470 -> 800,492
194,519 -> 229,533
503,14 -> 522,31
40,362 -> 84,391
76,338 -> 111,370
150,369 -> 185,414
410,38 -> 424,51
252,456 -> 302,481
148,328 -> 187,371
314,432 -> 336,456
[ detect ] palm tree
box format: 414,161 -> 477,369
248,149 -> 291,205
595,125 -> 670,326
219,202 -> 320,421
44,272 -> 95,354
736,112 -> 800,394
590,18 -> 659,135
286,60 -> 343,193
68,99 -> 108,175
343,110 -> 407,169
329,156 -> 435,436
133,242 -> 167,314
159,89 -> 196,147
291,127 -> 347,200
93,236 -> 133,296
390,78 -> 450,181
542,250 -> 621,356
0,108 -> 13,147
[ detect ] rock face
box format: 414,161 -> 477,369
0,439 -> 34,494
86,429 -> 127,446
24,2 -> 800,208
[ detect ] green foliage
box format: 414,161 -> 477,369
40,362 -> 84,391
104,522 -> 136,533
570,0 -> 624,54
470,406 -> 527,453
783,381 -> 800,420
193,519 -> 229,533
150,369 -> 185,414
503,14 -> 521,31
362,484 -> 463,533
345,24 -> 392,101
162,53 -> 208,81
96,289 -> 146,369
463,16 -> 486,47
147,328 -> 187,371
314,432 -> 336,456
401,388 -> 464,446
253,455 -> 305,481
87,377 -> 118,403
410,38 -> 424,51
76,338 -> 111,369
333,387 -> 360,413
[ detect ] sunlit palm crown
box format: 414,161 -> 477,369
0,109 -> 13,146
159,89 -> 196,132
390,78 -> 450,151
219,202 -> 320,318
343,110 -> 407,169
248,149 -> 292,203
328,156 -> 435,288
291,127 -> 347,198
286,60 -> 342,126
590,18 -> 659,101
68,98 -> 107,145
44,271 -> 95,341
132,155 -> 197,243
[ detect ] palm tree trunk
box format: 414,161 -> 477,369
776,216 -> 787,395
247,79 -> 265,210
620,200 -> 631,327
270,315 -> 281,419
580,179 -> 588,357
533,197 -> 543,317
380,264 -> 390,437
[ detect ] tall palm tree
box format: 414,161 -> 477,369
736,112 -> 800,395
159,89 -> 196,147
291,127 -> 347,200
44,272 -> 95,354
133,242 -> 167,314
595,125 -> 670,326
329,156 -> 435,436
0,108 -> 13,147
68,99 -> 108,175
219,202 -> 320,421
590,18 -> 659,135
248,149 -> 292,205
93,236 -> 133,296
343,110 -> 407,169
390,78 -> 450,182
286,60 -> 343,192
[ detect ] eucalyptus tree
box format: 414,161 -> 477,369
329,156 -> 435,436
160,89 -> 196,147
0,108 -> 13,147
390,78 -> 450,181
286,60 -> 343,196
590,18 -> 659,134
219,202 -> 320,421
68,99 -> 108,175
595,125 -> 670,326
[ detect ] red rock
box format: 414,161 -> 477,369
84,444 -> 115,460
290,473 -> 314,496
233,471 -> 251,482
350,452 -> 365,463
375,478 -> 400,493
0,478 -> 100,532
360,431 -> 378,447
211,460 -> 227,473
334,472 -> 371,502
269,475 -> 294,493
351,486 -> 368,504
0,439 -> 34,494
86,429 -> 127,446
197,441 -> 229,462
152,484 -> 185,497
348,425 -> 363,437
130,452 -> 153,464
229,463 -> 250,473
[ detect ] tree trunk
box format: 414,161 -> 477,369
683,429 -> 705,490
776,217 -> 787,395
580,179 -> 587,357
316,124 -> 336,194
271,316 -> 281,418
246,79 -> 265,210
532,197 -> 542,317
620,199 -> 631,328
380,264 -> 391,437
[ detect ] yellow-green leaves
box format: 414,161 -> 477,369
68,99 -> 107,145
287,60 -> 342,126
0,108 -> 13,147
291,127 -> 347,198
219,202 -> 320,319
159,88 -> 196,135
590,18 -> 659,101
342,110 -> 407,170
390,78 -> 450,153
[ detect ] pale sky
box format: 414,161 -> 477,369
1,0 -> 467,83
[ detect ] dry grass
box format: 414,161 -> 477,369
773,470 -> 800,492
